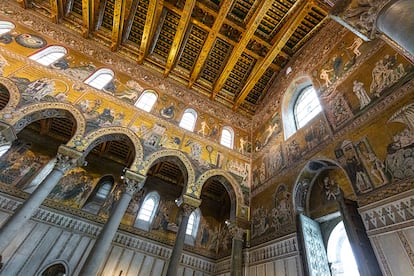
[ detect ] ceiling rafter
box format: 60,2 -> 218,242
233,0 -> 310,110
162,2 -> 286,68
94,0 -> 107,31
138,0 -> 164,64
211,0 -> 274,100
164,0 -> 196,77
291,15 -> 328,52
196,1 -> 290,59
65,0 -> 74,17
188,0 -> 234,88
121,0 -> 140,44
110,0 -> 127,51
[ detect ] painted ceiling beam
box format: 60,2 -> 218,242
164,0 -> 196,77
233,0 -> 311,110
122,0 -> 140,44
188,0 -> 234,88
211,1 -> 274,99
111,0 -> 127,51
81,0 -> 92,38
138,0 -> 164,64
196,1 -> 290,60
49,0 -> 60,23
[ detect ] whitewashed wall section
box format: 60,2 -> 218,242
0,194 -> 215,276
359,189 -> 414,276
246,233 -> 303,276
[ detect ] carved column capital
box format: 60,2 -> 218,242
226,221 -> 245,240
181,203 -> 197,217
55,145 -> 84,173
124,170 -> 146,196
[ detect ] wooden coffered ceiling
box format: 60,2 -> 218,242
27,0 -> 328,116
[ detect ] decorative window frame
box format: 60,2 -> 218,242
135,191 -> 160,231
84,68 -> 114,90
185,208 -> 201,246
179,108 -> 198,132
29,45 -> 68,66
220,126 -> 234,149
135,90 -> 158,112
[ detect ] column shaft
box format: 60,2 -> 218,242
80,192 -> 133,276
166,212 -> 190,276
0,168 -> 64,252
231,238 -> 243,276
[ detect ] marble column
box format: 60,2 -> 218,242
227,221 -> 245,276
80,170 -> 145,276
166,195 -> 201,276
331,0 -> 414,62
0,145 -> 83,253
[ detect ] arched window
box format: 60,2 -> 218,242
0,21 -> 15,35
84,68 -> 114,90
185,208 -> 201,245
282,79 -> 321,139
327,221 -> 360,276
0,144 -> 11,159
40,262 -> 67,276
24,158 -> 56,194
135,90 -> 157,112
135,191 -> 160,231
293,86 -> 322,129
179,108 -> 197,132
220,126 -> 234,149
82,176 -> 114,214
29,45 -> 67,66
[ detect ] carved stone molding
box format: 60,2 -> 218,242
226,221 -> 245,240
359,189 -> 414,233
248,233 -> 299,265
0,194 -> 216,273
55,145 -> 84,173
124,170 -> 146,196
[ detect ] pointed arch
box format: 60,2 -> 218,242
292,158 -> 348,215
80,126 -> 144,170
5,102 -> 85,142
195,169 -> 245,219
0,77 -> 22,112
140,149 -> 195,186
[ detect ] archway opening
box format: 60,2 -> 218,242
197,175 -> 233,258
327,221 -> 360,276
131,157 -> 187,232
40,262 -> 66,276
0,83 -> 10,111
0,115 -> 76,190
